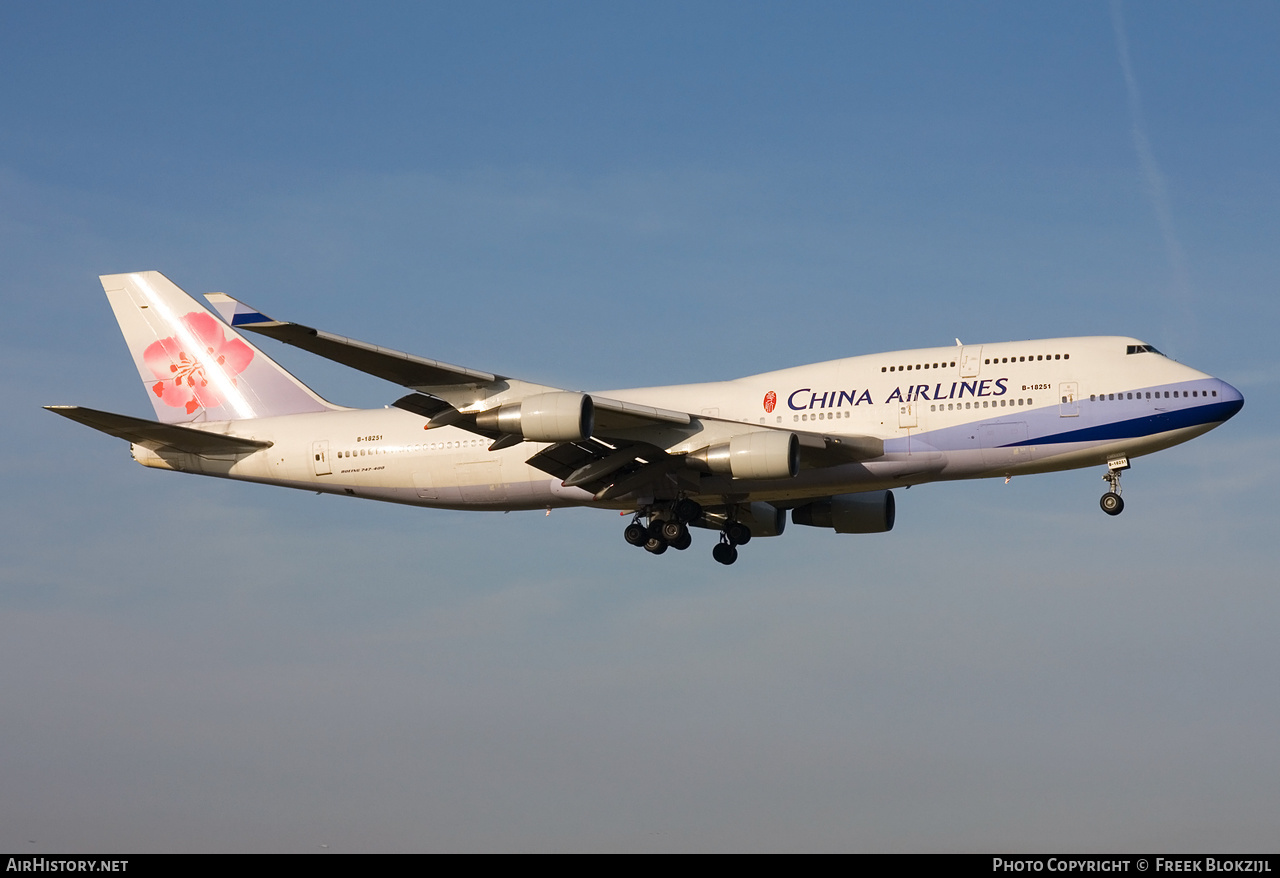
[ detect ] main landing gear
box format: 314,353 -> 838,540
624,499 -> 700,556
1100,456 -> 1129,516
621,500 -> 753,565
711,520 -> 751,566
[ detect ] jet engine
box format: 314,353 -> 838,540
791,490 -> 896,533
688,431 -> 799,480
475,391 -> 594,442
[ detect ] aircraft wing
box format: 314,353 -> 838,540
204,294 -> 882,500
45,406 -> 272,455
206,293 -> 693,432
205,293 -> 501,389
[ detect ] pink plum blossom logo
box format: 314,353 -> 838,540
143,312 -> 254,415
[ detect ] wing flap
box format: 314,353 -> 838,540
45,406 -> 272,455
524,438 -> 679,498
524,438 -> 620,481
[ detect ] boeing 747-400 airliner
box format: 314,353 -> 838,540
47,272 -> 1244,565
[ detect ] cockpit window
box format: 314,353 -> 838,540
1126,344 -> 1164,356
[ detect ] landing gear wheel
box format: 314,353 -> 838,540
660,520 -> 687,542
670,531 -> 692,551
644,535 -> 669,554
726,522 -> 751,546
674,498 -> 703,523
712,542 -> 738,565
1100,458 -> 1129,517
1100,492 -> 1124,516
624,522 -> 648,546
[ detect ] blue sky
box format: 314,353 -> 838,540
3,1 -> 1278,852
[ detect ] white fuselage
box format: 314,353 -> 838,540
130,336 -> 1243,512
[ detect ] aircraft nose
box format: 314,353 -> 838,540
1216,378 -> 1244,421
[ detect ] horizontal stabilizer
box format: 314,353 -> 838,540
45,406 -> 272,455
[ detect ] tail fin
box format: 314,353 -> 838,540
102,271 -> 339,423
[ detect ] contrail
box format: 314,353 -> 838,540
1110,0 -> 1196,345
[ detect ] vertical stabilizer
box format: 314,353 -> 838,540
101,271 -> 338,423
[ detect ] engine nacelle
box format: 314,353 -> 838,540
791,490 -> 896,534
689,431 -> 799,480
475,392 -> 594,442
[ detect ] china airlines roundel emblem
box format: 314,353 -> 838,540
763,391 -> 777,413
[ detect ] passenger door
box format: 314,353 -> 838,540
1059,382 -> 1079,417
312,440 -> 332,476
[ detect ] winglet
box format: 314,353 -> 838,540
205,292 -> 282,328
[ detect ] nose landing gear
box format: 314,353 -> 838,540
1100,456 -> 1129,516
